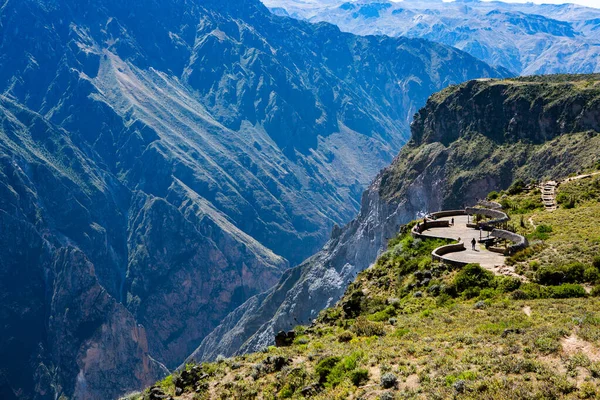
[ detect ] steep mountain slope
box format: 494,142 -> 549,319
143,174 -> 600,399
264,0 -> 600,75
191,74 -> 600,362
0,0 -> 504,398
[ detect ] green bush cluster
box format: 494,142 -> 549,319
513,283 -> 586,299
536,261 -> 599,285
315,352 -> 366,388
507,179 -> 526,195
556,176 -> 600,209
557,192 -> 575,209
530,224 -> 553,241
494,275 -> 522,293
278,367 -> 308,398
450,264 -> 494,298
351,316 -> 385,337
487,191 -> 499,200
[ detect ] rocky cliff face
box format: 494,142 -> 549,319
263,0 -> 600,76
0,0 -> 504,398
190,74 -> 600,362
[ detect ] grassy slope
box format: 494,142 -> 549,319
501,172 -> 600,277
134,172 -> 600,400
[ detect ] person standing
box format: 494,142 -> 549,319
471,238 -> 476,251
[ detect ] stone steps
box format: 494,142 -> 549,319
541,181 -> 557,211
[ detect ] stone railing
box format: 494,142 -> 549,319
477,200 -> 503,210
432,243 -> 467,268
491,229 -> 528,255
427,210 -> 467,219
411,219 -> 450,239
465,207 -> 509,229
412,210 -> 465,239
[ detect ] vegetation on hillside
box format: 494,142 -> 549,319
134,173 -> 600,400
496,173 -> 600,284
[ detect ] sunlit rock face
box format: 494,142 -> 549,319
0,0 -> 503,397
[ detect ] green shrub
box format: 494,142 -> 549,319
557,192 -> 575,209
563,262 -> 586,282
591,286 -> 600,297
488,191 -> 499,200
351,316 -> 385,337
546,284 -> 586,299
494,276 -> 522,292
535,336 -> 561,354
321,352 -> 364,388
349,368 -> 369,387
536,266 -> 565,285
508,179 -> 526,195
367,305 -> 396,322
512,290 -> 529,300
315,356 -> 341,383
585,267 -> 600,283
531,224 -> 553,241
593,256 -> 600,270
519,283 -> 544,299
453,264 -> 494,294
338,330 -> 355,343
523,281 -> 585,299
536,262 -> 586,285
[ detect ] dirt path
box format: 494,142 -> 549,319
562,171 -> 600,184
562,333 -> 600,362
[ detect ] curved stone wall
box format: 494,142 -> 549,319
465,206 -> 509,228
477,200 -> 503,210
432,243 -> 467,267
491,229 -> 528,255
427,210 -> 467,219
411,219 -> 450,238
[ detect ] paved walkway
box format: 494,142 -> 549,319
422,215 -> 507,270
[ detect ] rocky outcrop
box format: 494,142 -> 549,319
190,74 -> 600,362
48,248 -> 168,400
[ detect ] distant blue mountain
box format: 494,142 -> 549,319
264,0 -> 600,75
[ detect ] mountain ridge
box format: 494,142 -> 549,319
263,0 -> 600,75
0,0 -> 504,398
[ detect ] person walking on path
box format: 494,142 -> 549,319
471,238 -> 476,251
451,218 -> 454,226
